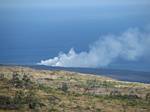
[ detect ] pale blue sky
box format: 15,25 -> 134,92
0,0 -> 150,71
1,0 -> 150,6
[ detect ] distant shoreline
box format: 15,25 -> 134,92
0,64 -> 150,84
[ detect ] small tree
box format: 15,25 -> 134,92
0,73 -> 4,80
10,73 -> 34,89
61,82 -> 68,93
86,79 -> 97,88
14,90 -> 42,109
122,103 -> 127,112
110,90 -> 121,96
14,90 -> 26,105
11,73 -> 23,88
22,74 -> 33,89
146,93 -> 150,103
26,90 -> 39,109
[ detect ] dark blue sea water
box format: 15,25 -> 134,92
0,4 -> 150,68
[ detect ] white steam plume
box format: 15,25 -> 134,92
37,28 -> 150,67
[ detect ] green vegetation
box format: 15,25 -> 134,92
9,73 -> 34,89
60,82 -> 69,93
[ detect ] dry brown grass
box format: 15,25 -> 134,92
0,66 -> 150,112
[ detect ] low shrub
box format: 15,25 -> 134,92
60,82 -> 68,93
13,90 -> 43,109
10,73 -> 34,89
0,95 -> 19,110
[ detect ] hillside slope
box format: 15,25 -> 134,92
0,66 -> 150,112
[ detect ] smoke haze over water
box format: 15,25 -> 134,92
38,28 -> 150,68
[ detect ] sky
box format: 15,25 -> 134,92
0,0 -> 150,71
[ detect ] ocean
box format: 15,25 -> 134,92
0,3 -> 150,83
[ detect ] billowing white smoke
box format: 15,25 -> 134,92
38,28 -> 150,67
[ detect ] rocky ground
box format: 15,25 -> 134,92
0,66 -> 150,112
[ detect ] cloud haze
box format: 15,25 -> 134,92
1,0 -> 150,8
38,28 -> 150,68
